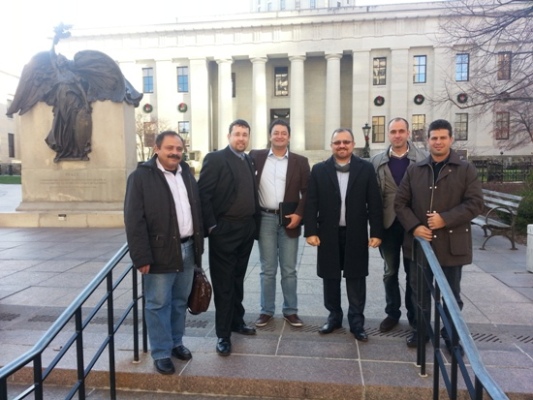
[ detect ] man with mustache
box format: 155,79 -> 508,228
124,131 -> 204,375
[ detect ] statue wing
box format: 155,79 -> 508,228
7,51 -> 57,116
72,50 -> 127,103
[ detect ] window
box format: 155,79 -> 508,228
413,55 -> 427,83
143,122 -> 156,147
454,113 -> 468,140
178,121 -> 190,135
177,66 -> 189,93
372,116 -> 385,143
412,114 -> 426,142
495,112 -> 510,140
142,68 -> 154,93
280,0 -> 285,10
8,133 -> 15,158
373,57 -> 387,86
274,67 -> 289,96
232,73 -> 236,98
310,0 -> 316,8
497,52 -> 511,80
6,99 -> 13,118
455,53 -> 469,82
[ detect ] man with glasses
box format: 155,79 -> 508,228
304,128 -> 383,342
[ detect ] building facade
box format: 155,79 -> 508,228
0,70 -> 19,173
58,1 -> 531,163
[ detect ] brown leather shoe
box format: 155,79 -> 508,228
255,314 -> 273,327
284,314 -> 303,327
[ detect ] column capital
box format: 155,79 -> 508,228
289,55 -> 306,62
250,57 -> 268,64
325,53 -> 343,61
216,58 -> 233,65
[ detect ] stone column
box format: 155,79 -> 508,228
289,55 -> 306,151
526,225 -> 533,273
251,57 -> 268,149
324,53 -> 342,149
352,50 -> 371,149
390,48 -> 409,121
189,58 -> 210,157
217,58 -> 233,150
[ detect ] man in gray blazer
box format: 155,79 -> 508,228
370,117 -> 427,339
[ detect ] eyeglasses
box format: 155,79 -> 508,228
331,140 -> 353,146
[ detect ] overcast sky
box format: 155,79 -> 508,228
2,0 -> 439,74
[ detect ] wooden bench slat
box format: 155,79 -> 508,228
471,189 -> 523,250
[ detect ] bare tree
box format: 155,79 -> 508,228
135,114 -> 175,161
436,0 -> 533,147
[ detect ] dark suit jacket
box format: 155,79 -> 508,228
304,155 -> 383,279
249,149 -> 310,238
197,146 -> 260,236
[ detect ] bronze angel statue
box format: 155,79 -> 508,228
7,25 -> 142,162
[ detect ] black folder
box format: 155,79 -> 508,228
278,202 -> 298,227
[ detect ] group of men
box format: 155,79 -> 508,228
124,116 -> 483,375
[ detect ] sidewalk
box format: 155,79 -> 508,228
1,184 -> 532,399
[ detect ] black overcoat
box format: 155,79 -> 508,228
304,155 -> 383,279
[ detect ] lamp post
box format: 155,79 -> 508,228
362,123 -> 371,158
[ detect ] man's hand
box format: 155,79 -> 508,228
368,237 -> 381,248
285,214 -> 302,229
426,212 -> 445,230
138,265 -> 150,274
413,225 -> 433,241
306,235 -> 320,246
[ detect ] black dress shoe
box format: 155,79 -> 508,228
154,358 -> 175,375
443,337 -> 464,357
318,321 -> 342,334
379,316 -> 399,333
406,332 -> 429,348
353,328 -> 369,342
216,337 -> 231,356
232,324 -> 256,335
172,345 -> 192,360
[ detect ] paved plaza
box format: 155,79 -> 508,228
1,184 -> 532,399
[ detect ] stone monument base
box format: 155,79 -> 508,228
13,100 -> 136,227
0,211 -> 123,228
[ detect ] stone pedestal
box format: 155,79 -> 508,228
527,225 -> 533,273
13,101 -> 136,227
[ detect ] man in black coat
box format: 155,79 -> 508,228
304,128 -> 383,341
198,119 -> 260,356
124,131 -> 204,375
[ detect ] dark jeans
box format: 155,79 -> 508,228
379,219 -> 414,324
208,217 -> 256,338
322,227 -> 366,332
410,261 -> 463,335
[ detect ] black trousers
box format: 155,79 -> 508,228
322,227 -> 367,332
208,217 -> 256,338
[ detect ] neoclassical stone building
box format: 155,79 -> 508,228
59,1 -> 530,163
0,70 -> 19,172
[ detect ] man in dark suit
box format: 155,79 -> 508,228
249,119 -> 310,328
198,119 -> 260,357
304,128 -> 383,342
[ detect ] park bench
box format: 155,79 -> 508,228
471,189 -> 523,250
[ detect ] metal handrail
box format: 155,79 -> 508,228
413,237 -> 508,400
0,243 -> 146,400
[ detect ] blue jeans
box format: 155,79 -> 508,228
143,240 -> 195,360
258,212 -> 299,316
379,219 -> 414,324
